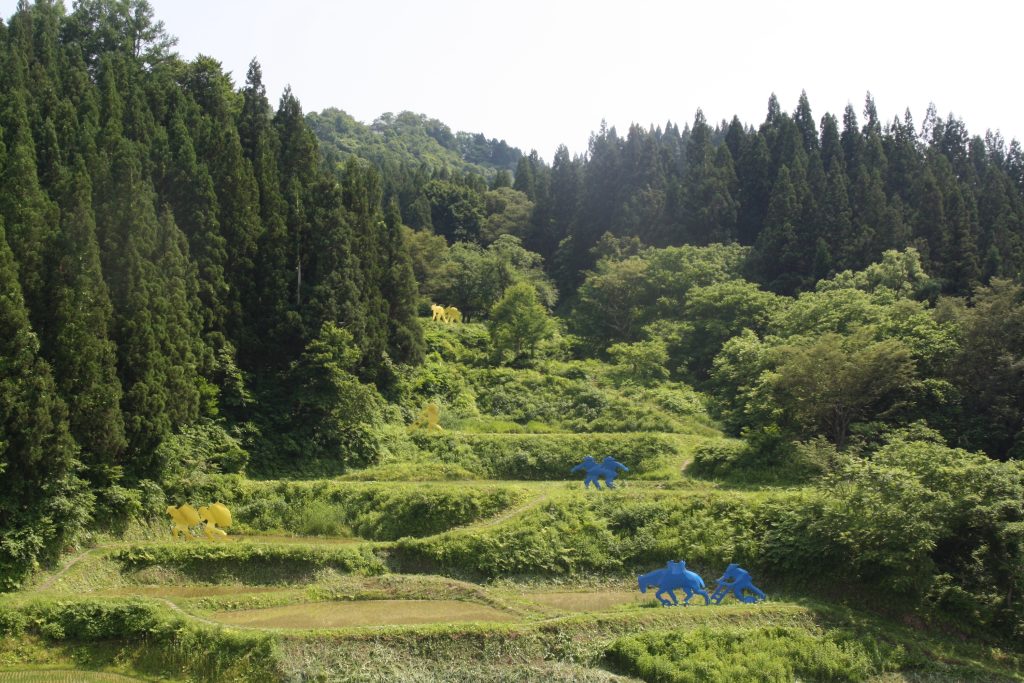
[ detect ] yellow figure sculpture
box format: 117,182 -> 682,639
199,503 -> 232,540
443,306 -> 462,324
167,504 -> 202,540
409,402 -> 443,432
431,303 -> 447,321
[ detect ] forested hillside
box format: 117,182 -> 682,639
1,3 -> 1023,676
0,0 -> 422,586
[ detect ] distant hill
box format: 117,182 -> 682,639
307,108 -> 523,179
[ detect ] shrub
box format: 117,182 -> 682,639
158,476 -> 527,540
606,626 -> 885,682
411,432 -> 684,479
112,542 -> 385,583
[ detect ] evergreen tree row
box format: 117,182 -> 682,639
378,93 -> 1023,300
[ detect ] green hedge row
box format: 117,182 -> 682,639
605,625 -> 898,682
0,599 -> 280,681
111,542 -> 385,583
163,477 -> 528,539
410,432 -> 685,480
390,490 -> 793,580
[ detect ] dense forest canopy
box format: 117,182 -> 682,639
1,1 -> 1023,639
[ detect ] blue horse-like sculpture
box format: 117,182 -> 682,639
571,456 -> 603,488
571,456 -> 630,489
638,560 -> 710,606
710,563 -> 766,604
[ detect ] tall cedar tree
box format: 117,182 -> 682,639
0,219 -> 91,589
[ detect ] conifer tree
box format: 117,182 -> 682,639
0,218 -> 90,588
380,198 -> 424,364
751,166 -> 804,293
239,60 -> 293,365
0,90 -> 59,330
46,159 -> 127,479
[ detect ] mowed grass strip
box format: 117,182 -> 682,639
0,672 -> 145,682
209,599 -> 516,629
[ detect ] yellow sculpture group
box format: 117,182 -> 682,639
430,303 -> 462,324
408,402 -> 443,432
166,503 -> 233,540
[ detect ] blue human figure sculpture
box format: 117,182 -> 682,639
637,560 -> 710,606
598,457 -> 629,488
571,456 -> 604,489
710,563 -> 766,604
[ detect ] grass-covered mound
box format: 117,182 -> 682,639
410,431 -> 701,480
110,542 -> 386,585
163,478 -> 530,539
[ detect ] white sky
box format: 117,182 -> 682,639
4,0 -> 1023,160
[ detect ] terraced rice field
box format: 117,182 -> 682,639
209,598 -> 518,628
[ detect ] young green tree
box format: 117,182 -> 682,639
772,330 -> 916,449
487,281 -> 555,365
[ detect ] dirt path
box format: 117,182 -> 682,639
34,547 -> 100,592
447,489 -> 554,535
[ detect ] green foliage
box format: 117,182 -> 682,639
161,476 -> 527,540
949,278 -> 1024,458
607,339 -> 669,385
1,597 -> 280,681
437,236 -> 556,321
572,243 -> 749,350
155,420 -> 248,484
771,330 -> 916,448
410,432 -> 686,480
0,222 -> 92,590
606,625 -> 888,682
487,282 -> 555,365
308,108 -> 521,182
111,542 -> 385,581
393,499 -> 622,577
246,323 -> 386,477
464,365 -> 709,434
687,435 -> 829,484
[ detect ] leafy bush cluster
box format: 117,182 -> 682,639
411,432 -> 685,479
163,476 -> 526,540
0,599 -> 280,681
605,625 -> 896,682
688,434 -> 833,484
393,500 -> 622,577
112,542 -> 386,582
465,366 -> 706,433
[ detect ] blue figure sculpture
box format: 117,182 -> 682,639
710,563 -> 766,604
637,560 -> 710,606
571,456 -> 605,489
598,456 -> 629,488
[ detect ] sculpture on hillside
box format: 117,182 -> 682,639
167,504 -> 202,540
571,456 -> 604,488
408,402 -> 443,432
638,560 -> 710,606
571,456 -> 629,489
431,303 -> 447,321
710,563 -> 766,604
167,502 -> 233,540
199,503 -> 233,540
598,456 -> 629,488
443,306 -> 462,324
